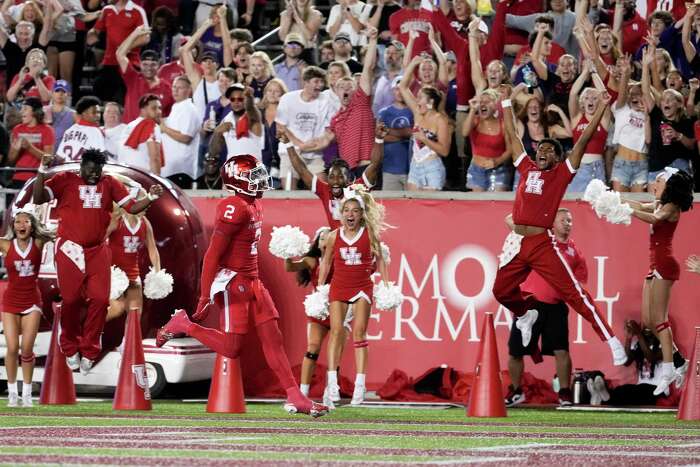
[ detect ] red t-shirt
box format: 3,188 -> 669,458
157,61 -> 186,85
329,88 -> 375,169
515,43 -> 566,67
45,172 -> 134,246
11,123 -> 54,182
121,64 -> 174,122
389,8 -> 431,57
445,11 -> 469,42
646,0 -> 686,20
312,174 -> 372,229
93,1 -> 148,66
512,153 -> 576,228
10,74 -> 56,103
522,238 -> 587,303
215,195 -> 262,278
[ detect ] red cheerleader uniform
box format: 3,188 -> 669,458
108,216 -> 147,281
3,239 -> 42,314
329,227 -> 374,304
647,218 -> 680,281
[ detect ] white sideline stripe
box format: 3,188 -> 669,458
471,443 -> 554,452
556,406 -> 677,413
426,457 -> 522,464
539,448 -> 700,459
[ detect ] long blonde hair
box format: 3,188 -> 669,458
5,210 -> 54,243
340,185 -> 391,258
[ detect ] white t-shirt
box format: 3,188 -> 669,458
612,104 -> 647,153
103,123 -> 127,159
222,112 -> 264,161
56,122 -> 105,161
275,90 -> 333,161
193,78 -> 221,123
326,2 -> 372,46
321,89 -> 342,120
117,117 -> 162,174
161,99 -> 202,178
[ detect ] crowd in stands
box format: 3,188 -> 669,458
0,0 -> 699,193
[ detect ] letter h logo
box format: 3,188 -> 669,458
79,185 -> 102,208
524,172 -> 544,194
340,247 -> 362,266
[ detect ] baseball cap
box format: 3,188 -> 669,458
390,75 -> 402,88
225,83 -> 246,99
140,49 -> 160,62
198,50 -> 219,63
334,32 -> 352,43
53,79 -> 71,93
284,32 -> 307,48
478,20 -> 489,35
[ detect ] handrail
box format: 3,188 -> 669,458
252,26 -> 281,48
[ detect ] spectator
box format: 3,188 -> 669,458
389,0 -> 431,57
260,78 -> 288,182
117,34 -> 174,122
198,4 -> 233,67
87,0 -> 150,104
232,42 -> 254,82
195,0 -> 236,29
278,0 -> 324,45
8,98 -> 54,188
157,37 -> 191,84
319,39 -> 335,64
326,0 -> 371,47
248,52 -> 275,101
366,0 -> 402,45
0,20 -> 51,90
182,36 -> 223,121
468,19 -> 509,97
43,0 -> 78,84
228,28 -> 254,63
506,0 -> 579,57
45,80 -> 75,152
399,57 -> 452,191
327,32 -> 362,74
160,76 -> 202,187
633,11 -> 674,62
513,15 -> 566,68
7,48 -> 55,104
275,66 -> 332,189
194,153 -> 223,190
144,6 -> 183,64
56,96 -> 105,162
373,40 -> 403,114
102,102 -> 127,158
378,76 -> 413,190
515,96 -> 571,159
209,84 -> 263,161
117,94 -> 163,175
275,33 -> 308,92
200,67 -> 237,165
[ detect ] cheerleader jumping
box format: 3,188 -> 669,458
318,187 -> 389,406
1,209 -> 53,407
625,168 -> 694,395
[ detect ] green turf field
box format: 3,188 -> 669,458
0,401 -> 699,465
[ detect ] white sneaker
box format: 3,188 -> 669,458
608,337 -> 627,366
587,378 -> 602,406
79,357 -> 94,376
326,383 -> 341,402
66,353 -> 80,371
674,360 -> 689,389
516,309 -> 538,347
653,365 -> 675,396
21,392 -> 32,408
594,375 -> 609,402
322,386 -> 336,411
350,384 -> 365,406
7,392 -> 18,408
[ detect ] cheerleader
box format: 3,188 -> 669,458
105,201 -> 160,322
625,168 -> 694,395
318,186 -> 389,406
1,209 -> 53,407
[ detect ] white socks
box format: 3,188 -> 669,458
22,383 -> 32,398
327,370 -> 338,386
300,384 -> 310,396
7,382 -> 17,395
355,373 -> 366,386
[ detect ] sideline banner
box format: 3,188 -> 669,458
192,197 -> 700,389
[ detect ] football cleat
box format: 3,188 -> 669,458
674,360 -> 689,389
350,384 -> 365,406
504,385 -> 526,407
7,392 -> 19,408
79,357 -> 94,376
516,309 -> 538,347
66,353 -> 80,371
155,309 -> 191,347
558,388 -> 573,407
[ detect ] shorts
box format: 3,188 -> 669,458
48,40 -> 77,53
648,158 -> 692,183
279,153 -> 325,186
647,256 -> 680,281
214,273 -> 279,334
382,172 -> 408,191
611,158 -> 648,187
466,162 -> 514,191
508,301 -> 569,357
567,159 -> 605,193
408,157 -> 445,190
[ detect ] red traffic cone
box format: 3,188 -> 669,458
40,303 -> 76,405
113,309 -> 152,411
677,326 -> 700,420
206,354 -> 246,413
467,312 -> 507,418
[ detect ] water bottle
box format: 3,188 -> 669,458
523,65 -> 538,89
488,171 -> 497,192
552,375 -> 560,393
208,107 -> 216,131
573,369 -> 584,404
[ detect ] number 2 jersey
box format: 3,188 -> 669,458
214,195 -> 262,278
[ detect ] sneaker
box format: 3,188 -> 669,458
504,385 -> 526,407
326,383 -> 341,402
66,353 -> 80,371
322,386 -> 336,410
593,375 -> 610,402
21,393 -> 32,408
608,337 -> 627,366
587,378 -> 602,405
7,392 -> 18,408
284,400 -> 329,418
516,309 -> 538,347
674,360 -> 689,389
79,357 -> 94,376
155,309 -> 191,347
653,367 -> 676,396
558,388 -> 573,406
350,384 -> 365,406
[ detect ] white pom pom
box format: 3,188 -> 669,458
268,225 -> 311,259
593,190 -> 621,218
605,202 -> 633,225
304,284 -> 330,320
373,281 -> 403,311
110,266 -> 129,301
143,267 -> 174,300
380,242 -> 391,265
583,179 -> 608,203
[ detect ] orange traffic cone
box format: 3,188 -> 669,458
206,354 -> 246,413
113,308 -> 152,411
40,303 -> 76,405
467,312 -> 507,418
677,326 -> 700,420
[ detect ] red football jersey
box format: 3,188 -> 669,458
312,174 -> 373,229
45,172 -> 134,247
216,195 -> 263,278
331,227 -> 374,292
512,154 -> 575,229
3,238 -> 42,313
109,216 -> 147,280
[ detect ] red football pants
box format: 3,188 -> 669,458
492,231 -> 614,342
55,241 -> 111,360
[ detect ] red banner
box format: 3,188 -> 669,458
191,196 -> 700,389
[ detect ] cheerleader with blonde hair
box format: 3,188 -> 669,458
317,185 -> 390,406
